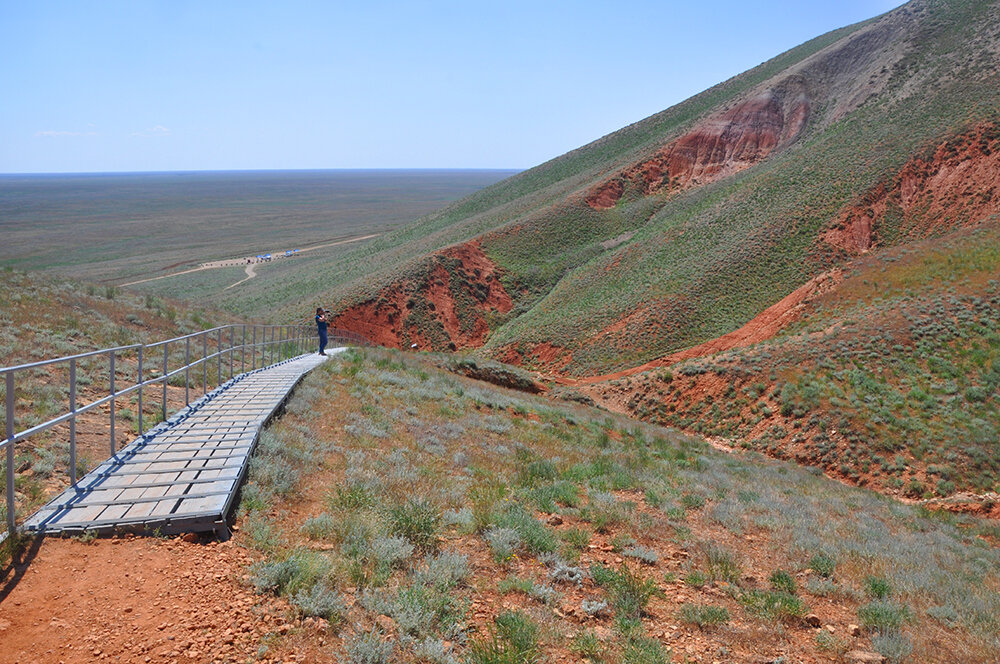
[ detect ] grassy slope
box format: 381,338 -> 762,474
482,0 -> 1000,374
232,347 -> 999,663
604,225 -> 1000,496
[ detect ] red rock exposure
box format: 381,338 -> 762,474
587,89 -> 810,209
330,240 -> 513,351
823,122 -> 1000,254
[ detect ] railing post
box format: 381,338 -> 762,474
217,328 -> 223,386
241,326 -> 246,373
185,337 -> 191,406
271,327 -> 275,365
137,345 -> 144,436
6,372 -> 16,535
202,333 -> 208,395
109,351 -> 116,455
252,327 -> 257,371
162,343 -> 168,423
229,327 -> 235,380
69,358 -> 77,486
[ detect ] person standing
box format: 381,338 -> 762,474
315,307 -> 328,355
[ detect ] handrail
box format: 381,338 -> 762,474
1,321 -> 372,539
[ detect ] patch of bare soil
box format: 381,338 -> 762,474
0,535 -> 309,664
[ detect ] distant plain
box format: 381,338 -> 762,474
0,169 -> 517,292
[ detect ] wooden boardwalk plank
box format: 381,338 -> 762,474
22,350 -> 337,535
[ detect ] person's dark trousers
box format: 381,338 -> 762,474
319,330 -> 328,354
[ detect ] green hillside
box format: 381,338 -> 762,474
265,0 -> 1000,381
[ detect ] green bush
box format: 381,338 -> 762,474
740,589 -> 807,622
769,569 -> 797,594
390,498 -> 441,552
678,603 -> 730,627
808,553 -> 836,578
591,562 -> 663,620
858,600 -> 912,632
464,610 -> 542,664
862,575 -> 892,599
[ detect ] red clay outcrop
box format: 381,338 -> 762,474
823,123 -> 1000,254
329,241 -> 513,351
587,89 -> 809,209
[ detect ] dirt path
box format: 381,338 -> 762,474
118,233 -> 381,288
223,263 -> 256,291
0,536 -> 300,664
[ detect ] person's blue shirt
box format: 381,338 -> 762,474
316,314 -> 327,333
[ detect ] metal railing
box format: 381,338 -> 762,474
1,323 -> 370,538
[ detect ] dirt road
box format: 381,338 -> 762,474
118,233 -> 381,288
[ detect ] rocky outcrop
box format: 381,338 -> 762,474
329,241 -> 513,351
823,123 -> 1000,254
587,87 -> 809,209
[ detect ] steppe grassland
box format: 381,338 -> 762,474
622,225 -> 1000,496
236,347 -> 1000,663
0,170 -> 514,297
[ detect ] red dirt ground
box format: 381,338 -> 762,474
0,535 -> 304,664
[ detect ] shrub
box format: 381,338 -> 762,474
862,575 -> 892,599
815,630 -> 849,654
291,583 -> 347,623
492,504 -> 558,555
680,493 -> 706,510
739,589 -> 807,622
250,550 -> 331,596
581,599 -> 609,617
561,527 -> 591,551
547,559 -> 585,586
372,535 -> 415,570
623,545 -> 659,565
390,498 -> 441,552
703,544 -> 741,583
871,632 -> 914,664
926,604 -> 959,625
591,562 -> 663,620
858,600 -> 912,632
464,610 -> 542,664
621,635 -> 668,664
417,551 -> 470,589
678,603 -> 730,627
569,630 -> 603,660
485,527 -> 522,564
341,629 -> 394,664
300,513 -> 337,540
412,637 -> 458,664
769,569 -> 797,595
808,553 -> 836,578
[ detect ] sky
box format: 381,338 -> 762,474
0,0 -> 904,173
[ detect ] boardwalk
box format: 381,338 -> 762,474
23,350 -> 336,537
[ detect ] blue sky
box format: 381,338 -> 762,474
0,1 -> 903,173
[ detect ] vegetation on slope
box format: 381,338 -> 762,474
599,225 -> 1000,499
232,347 -> 999,663
304,0 -> 1000,382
